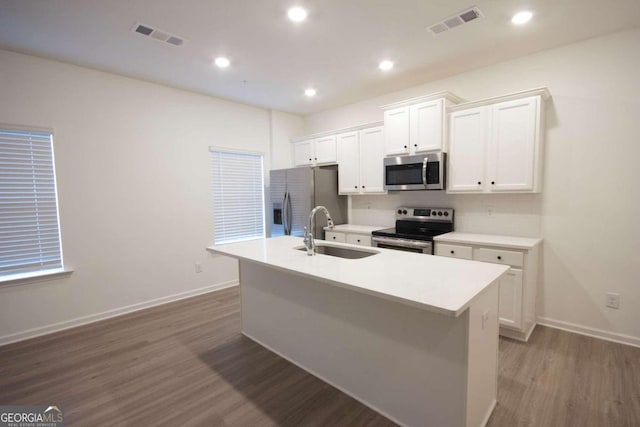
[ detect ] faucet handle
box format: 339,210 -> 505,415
326,217 -> 335,229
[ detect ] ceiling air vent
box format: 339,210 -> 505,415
427,6 -> 483,36
132,23 -> 185,47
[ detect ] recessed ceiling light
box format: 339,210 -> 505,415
511,11 -> 533,25
304,88 -> 317,97
288,6 -> 308,22
214,57 -> 230,68
379,60 -> 394,71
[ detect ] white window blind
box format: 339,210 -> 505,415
210,149 -> 265,244
0,128 -> 63,278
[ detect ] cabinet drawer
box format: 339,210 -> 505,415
435,243 -> 473,260
325,231 -> 346,243
346,234 -> 371,247
476,248 -> 523,267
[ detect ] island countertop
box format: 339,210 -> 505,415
207,236 -> 509,317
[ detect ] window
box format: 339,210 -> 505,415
210,148 -> 265,244
0,128 -> 64,279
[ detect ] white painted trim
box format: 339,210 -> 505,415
243,331 -> 408,427
380,91 -> 465,110
290,121 -> 383,143
481,400 -> 497,427
448,87 -> 551,112
0,268 -> 74,287
537,316 -> 640,348
0,280 -> 239,347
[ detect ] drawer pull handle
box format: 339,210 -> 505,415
404,145 -> 408,149
491,181 -> 495,185
497,256 -> 502,260
450,250 -> 455,254
477,181 -> 481,185
357,239 -> 361,242
332,236 -> 336,240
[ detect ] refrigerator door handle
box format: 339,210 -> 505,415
286,191 -> 293,235
281,192 -> 288,234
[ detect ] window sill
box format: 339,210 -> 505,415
0,268 -> 74,286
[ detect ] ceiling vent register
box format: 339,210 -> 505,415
132,23 -> 185,46
427,6 -> 483,36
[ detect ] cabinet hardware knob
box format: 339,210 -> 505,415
315,157 -> 317,160
354,185 -> 358,189
362,185 -> 365,189
497,256 -> 502,260
491,181 -> 495,185
414,144 -> 418,147
477,181 -> 481,185
357,239 -> 361,242
403,145 -> 407,149
309,158 -> 312,161
450,250 -> 455,254
333,236 -> 336,240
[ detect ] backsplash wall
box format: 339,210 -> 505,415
349,193 -> 541,237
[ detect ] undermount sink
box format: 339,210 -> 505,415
296,244 -> 379,259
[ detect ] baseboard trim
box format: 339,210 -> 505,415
242,331 -> 408,427
537,316 -> 640,348
0,280 -> 239,347
481,399 -> 497,427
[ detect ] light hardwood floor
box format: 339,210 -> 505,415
0,286 -> 638,426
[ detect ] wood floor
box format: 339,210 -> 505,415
0,287 -> 638,427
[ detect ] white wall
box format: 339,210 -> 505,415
303,29 -> 640,345
0,49 -> 295,344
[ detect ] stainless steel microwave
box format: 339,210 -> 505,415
383,153 -> 446,191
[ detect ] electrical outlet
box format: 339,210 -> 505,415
606,292 -> 620,309
195,263 -> 202,273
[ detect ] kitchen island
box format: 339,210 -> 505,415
207,236 -> 509,427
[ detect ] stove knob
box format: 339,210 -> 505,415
397,209 -> 402,214
402,210 -> 408,215
443,212 -> 449,217
437,211 -> 443,216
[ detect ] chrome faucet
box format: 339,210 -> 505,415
303,206 -> 334,256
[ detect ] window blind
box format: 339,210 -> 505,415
0,129 -> 63,277
210,149 -> 265,244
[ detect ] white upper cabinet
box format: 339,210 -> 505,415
293,140 -> 314,166
383,107 -> 410,155
359,126 -> 385,194
448,107 -> 488,192
314,135 -> 338,164
488,97 -> 538,192
336,131 -> 361,194
447,88 -> 549,194
410,100 -> 444,153
337,125 -> 386,195
382,92 -> 462,156
293,136 -> 337,167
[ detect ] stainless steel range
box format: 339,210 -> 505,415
371,206 -> 454,254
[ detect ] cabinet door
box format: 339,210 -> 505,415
499,268 -> 523,329
410,100 -> 443,153
447,107 -> 487,192
383,107 -> 410,156
337,131 -> 360,194
487,97 -> 538,192
315,135 -> 337,164
293,140 -> 314,166
359,126 -> 386,194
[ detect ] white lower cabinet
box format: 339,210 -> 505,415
324,230 -> 371,247
325,231 -> 346,243
435,239 -> 539,341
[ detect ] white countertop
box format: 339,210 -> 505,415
207,236 -> 508,317
323,224 -> 387,234
434,232 -> 542,250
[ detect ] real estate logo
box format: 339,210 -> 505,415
0,405 -> 64,427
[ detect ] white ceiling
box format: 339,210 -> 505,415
1,0 -> 639,115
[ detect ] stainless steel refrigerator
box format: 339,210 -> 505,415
270,166 -> 347,239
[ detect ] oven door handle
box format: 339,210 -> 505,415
372,236 -> 432,249
422,157 -> 428,188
